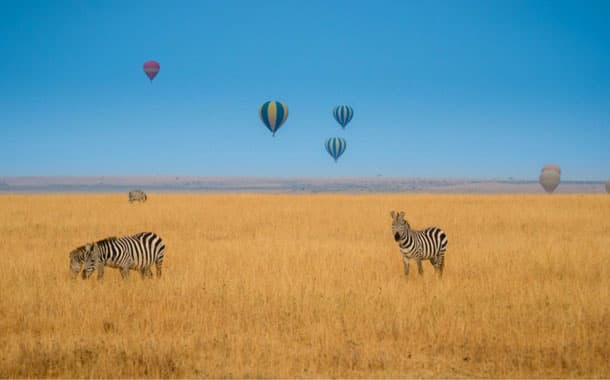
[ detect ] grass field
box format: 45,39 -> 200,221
0,193 -> 608,378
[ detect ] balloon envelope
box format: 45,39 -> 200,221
325,137 -> 347,162
333,105 -> 354,129
143,60 -> 160,81
541,164 -> 561,176
259,101 -> 288,136
606,180 -> 610,194
539,170 -> 560,193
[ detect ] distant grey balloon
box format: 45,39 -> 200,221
606,180 -> 610,194
539,170 -> 561,194
541,164 -> 561,176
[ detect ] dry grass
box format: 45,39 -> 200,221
0,193 -> 608,378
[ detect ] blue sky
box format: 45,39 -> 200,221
1,0 -> 609,180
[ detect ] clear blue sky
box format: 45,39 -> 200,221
1,0 -> 609,180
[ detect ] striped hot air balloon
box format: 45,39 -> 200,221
259,101 -> 289,137
325,137 -> 347,162
143,60 -> 160,82
333,105 -> 354,129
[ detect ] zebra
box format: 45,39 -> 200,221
390,211 -> 448,279
70,232 -> 165,280
128,190 -> 147,203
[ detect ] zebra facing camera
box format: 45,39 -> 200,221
390,210 -> 448,280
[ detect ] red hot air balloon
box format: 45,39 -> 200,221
143,60 -> 160,82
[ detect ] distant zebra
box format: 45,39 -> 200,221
70,232 -> 165,280
390,211 -> 448,279
129,190 -> 147,203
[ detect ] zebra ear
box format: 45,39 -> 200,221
399,211 -> 405,219
390,211 -> 396,219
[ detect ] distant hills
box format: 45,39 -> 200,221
0,176 -> 605,193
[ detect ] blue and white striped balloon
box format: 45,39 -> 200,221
333,105 -> 354,129
259,100 -> 289,137
325,137 -> 347,162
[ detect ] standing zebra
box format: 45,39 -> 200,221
70,232 -> 165,280
390,211 -> 448,279
128,190 -> 147,203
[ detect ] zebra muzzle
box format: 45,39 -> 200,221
394,232 -> 401,241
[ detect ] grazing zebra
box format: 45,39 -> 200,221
70,232 -> 165,280
390,211 -> 448,279
128,190 -> 147,203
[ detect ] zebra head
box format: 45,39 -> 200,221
391,210 -> 410,241
81,243 -> 100,279
69,244 -> 90,277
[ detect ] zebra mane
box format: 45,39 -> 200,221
96,236 -> 118,245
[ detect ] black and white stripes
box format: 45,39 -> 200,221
72,232 -> 165,280
390,211 -> 448,279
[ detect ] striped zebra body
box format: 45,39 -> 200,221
74,232 -> 165,279
390,211 -> 448,279
129,190 -> 147,203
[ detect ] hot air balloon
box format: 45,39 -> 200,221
259,101 -> 288,137
333,105 -> 354,129
143,60 -> 160,82
325,137 -> 347,162
605,180 -> 610,194
539,169 -> 561,193
541,164 -> 561,176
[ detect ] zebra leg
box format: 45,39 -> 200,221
402,256 -> 410,278
140,267 -> 153,279
431,256 -> 444,278
155,260 -> 163,278
416,258 -> 424,275
96,263 -> 105,280
120,265 -> 130,279
437,256 -> 445,278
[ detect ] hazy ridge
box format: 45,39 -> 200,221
0,176 -> 605,193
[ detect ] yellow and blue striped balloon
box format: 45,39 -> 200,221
325,137 -> 347,162
333,105 -> 354,129
259,101 -> 289,137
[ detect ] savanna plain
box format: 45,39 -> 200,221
0,193 -> 608,378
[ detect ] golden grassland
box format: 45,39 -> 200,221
0,193 -> 608,378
